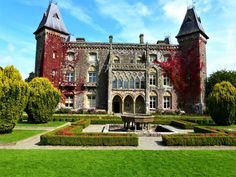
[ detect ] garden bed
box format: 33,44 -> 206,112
40,119 -> 138,146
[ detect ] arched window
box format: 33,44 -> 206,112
149,54 -> 157,63
130,78 -> 134,89
136,56 -> 143,64
124,77 -> 128,89
135,77 -> 140,89
67,52 -> 75,61
113,56 -> 120,63
112,77 -> 117,88
141,77 -> 145,88
118,78 -> 123,89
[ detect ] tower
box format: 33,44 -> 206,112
176,6 -> 209,113
34,2 -> 69,85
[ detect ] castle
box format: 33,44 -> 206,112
34,2 -> 208,114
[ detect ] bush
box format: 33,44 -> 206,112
0,66 -> 29,133
207,81 -> 236,125
55,108 -> 72,114
71,119 -> 90,128
90,119 -> 123,124
206,70 -> 236,97
25,78 -> 61,123
162,134 -> 236,146
170,120 -> 197,129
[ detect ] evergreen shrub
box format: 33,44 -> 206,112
25,78 -> 61,123
0,66 -> 29,133
207,81 -> 236,125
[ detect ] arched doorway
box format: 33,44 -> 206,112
135,95 -> 145,114
112,95 -> 122,113
124,95 -> 134,113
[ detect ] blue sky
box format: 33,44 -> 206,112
0,0 -> 235,79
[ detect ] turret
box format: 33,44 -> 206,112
34,2 -> 69,83
176,6 -> 209,114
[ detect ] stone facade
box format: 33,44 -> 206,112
34,3 -> 208,114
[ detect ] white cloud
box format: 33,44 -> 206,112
7,43 -> 15,53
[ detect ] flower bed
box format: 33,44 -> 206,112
162,133 -> 236,146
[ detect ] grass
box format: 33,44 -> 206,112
17,121 -> 67,127
203,124 -> 236,130
0,150 -> 235,177
0,130 -> 45,143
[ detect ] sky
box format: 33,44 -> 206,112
0,0 -> 235,79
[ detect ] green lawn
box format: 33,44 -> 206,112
199,124 -> 236,131
17,121 -> 67,127
0,130 -> 45,143
0,150 -> 235,177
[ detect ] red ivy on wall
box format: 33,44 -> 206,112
154,41 -> 204,107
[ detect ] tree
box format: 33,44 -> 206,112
25,77 -> 61,123
206,70 -> 236,97
25,72 -> 35,82
0,66 -> 29,133
207,81 -> 236,125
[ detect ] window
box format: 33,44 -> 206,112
118,78 -> 123,89
149,74 -> 156,86
163,75 -> 171,86
89,53 -> 97,63
52,51 -> 56,59
88,72 -> 96,83
150,96 -> 156,109
52,69 -> 56,79
163,56 -> 169,62
67,52 -> 74,61
112,78 -> 117,88
164,96 -> 171,109
130,78 -> 134,89
141,77 -> 145,89
124,78 -> 128,89
136,57 -> 143,64
53,13 -> 59,19
88,95 -> 96,108
65,96 -> 74,108
66,72 -> 74,82
135,77 -> 140,89
113,56 -> 120,63
150,54 -> 157,63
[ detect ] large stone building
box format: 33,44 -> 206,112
34,2 -> 208,114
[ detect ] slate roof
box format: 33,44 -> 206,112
176,7 -> 208,39
34,2 -> 69,35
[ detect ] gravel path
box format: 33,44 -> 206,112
1,124 -> 236,150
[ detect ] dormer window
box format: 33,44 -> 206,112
150,54 -> 157,63
89,53 -> 97,63
113,56 -> 120,63
67,52 -> 75,61
53,13 -> 59,19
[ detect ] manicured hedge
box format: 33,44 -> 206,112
153,119 -> 173,125
170,120 -> 197,129
40,133 -> 138,146
194,126 -> 220,133
90,119 -> 123,124
162,134 -> 236,146
71,119 -> 90,128
182,118 -> 214,125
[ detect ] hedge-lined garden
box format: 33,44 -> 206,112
40,119 -> 138,146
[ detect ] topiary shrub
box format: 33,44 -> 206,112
25,77 -> 61,123
207,81 -> 236,125
0,66 -> 29,133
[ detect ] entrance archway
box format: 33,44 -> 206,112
124,95 -> 134,113
112,95 -> 122,113
135,95 -> 145,114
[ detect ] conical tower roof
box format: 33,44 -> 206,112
176,7 -> 208,39
34,2 -> 69,35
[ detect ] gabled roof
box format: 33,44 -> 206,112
34,2 -> 69,35
176,7 -> 208,39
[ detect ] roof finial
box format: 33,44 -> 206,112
187,0 -> 195,9
49,0 -> 57,5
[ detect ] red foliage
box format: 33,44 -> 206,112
56,127 -> 75,136
154,41 -> 204,107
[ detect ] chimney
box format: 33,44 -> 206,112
139,34 -> 144,44
109,35 -> 113,44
